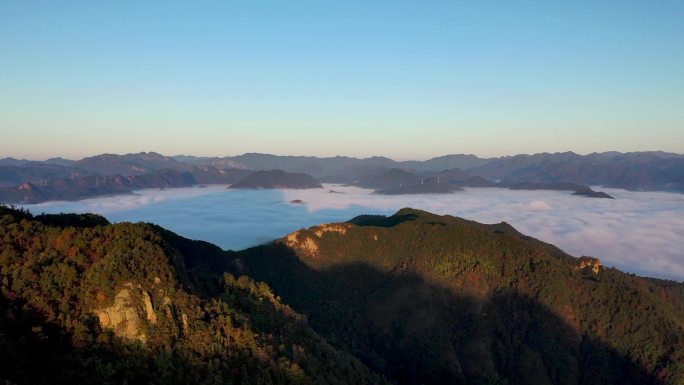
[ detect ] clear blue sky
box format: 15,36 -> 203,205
1,1 -> 683,160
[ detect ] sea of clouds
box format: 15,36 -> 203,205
25,184 -> 684,281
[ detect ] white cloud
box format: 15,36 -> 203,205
23,184 -> 684,281
283,185 -> 684,281
26,185 -> 230,214
527,200 -> 552,211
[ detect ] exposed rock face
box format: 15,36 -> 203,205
95,283 -> 157,343
286,224 -> 351,258
181,313 -> 190,335
142,290 -> 157,324
285,231 -> 320,257
313,224 -> 349,237
576,256 -> 602,274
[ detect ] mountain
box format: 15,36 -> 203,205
229,170 -> 322,189
1,151 -> 682,203
220,151 -> 684,192
506,181 -> 594,191
234,208 -> 684,385
461,175 -> 499,187
1,204 -> 682,384
470,151 -> 684,192
227,153 -> 397,181
0,206 -> 386,385
0,167 -> 253,204
505,182 -> 615,199
422,168 -> 473,184
0,157 -> 30,166
402,154 -> 491,172
572,190 -> 615,199
374,179 -> 462,195
182,166 -> 252,185
172,155 -> 249,170
350,168 -> 418,190
44,157 -> 76,167
74,152 -> 182,176
0,176 -> 133,204
0,163 -> 83,188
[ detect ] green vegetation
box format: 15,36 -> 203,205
432,251 -> 497,278
0,205 -> 385,385
236,208 -> 684,385
1,204 -> 683,385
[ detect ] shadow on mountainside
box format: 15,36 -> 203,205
347,213 -> 418,228
0,244 -> 385,385
0,205 -> 673,385
0,207 -> 387,385
0,291 -> 210,385
233,242 -> 666,385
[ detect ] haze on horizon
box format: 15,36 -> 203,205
1,1 -> 683,159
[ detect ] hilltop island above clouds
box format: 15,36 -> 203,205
2,150 -> 680,204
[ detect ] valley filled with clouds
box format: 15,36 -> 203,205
26,184 -> 684,281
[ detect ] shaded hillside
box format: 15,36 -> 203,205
470,151 -> 684,192
572,190 -> 615,199
0,177 -> 133,204
1,204 -> 682,384
421,168 -> 473,184
0,167 -> 251,204
374,179 -> 462,195
0,163 -> 82,188
230,170 -> 322,189
235,209 -> 684,385
227,154 -> 398,180
2,151 -> 682,201
74,152 -> 182,176
402,154 -> 490,172
0,158 -> 30,167
350,168 -> 418,190
0,206 -> 385,385
505,182 -> 614,199
462,175 -> 499,187
212,151 -> 684,191
506,181 -> 594,191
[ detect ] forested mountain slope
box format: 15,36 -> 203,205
2,204 -> 682,385
235,208 -> 684,385
0,206 -> 385,385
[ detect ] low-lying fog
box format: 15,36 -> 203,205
24,184 -> 684,281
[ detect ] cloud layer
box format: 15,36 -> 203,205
24,184 -> 684,281
284,186 -> 684,281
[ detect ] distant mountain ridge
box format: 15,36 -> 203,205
229,170 -> 322,189
0,167 -> 251,204
0,150 -> 681,203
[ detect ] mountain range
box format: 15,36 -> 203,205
0,205 -> 682,384
0,151 -> 682,203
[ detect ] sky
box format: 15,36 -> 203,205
1,1 -> 683,160
25,185 -> 684,281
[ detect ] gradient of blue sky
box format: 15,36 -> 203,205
1,1 -> 683,160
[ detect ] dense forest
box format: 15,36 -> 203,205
233,209 -> 684,385
0,205 -> 384,385
1,205 -> 683,384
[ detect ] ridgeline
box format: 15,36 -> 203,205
1,205 -> 682,384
